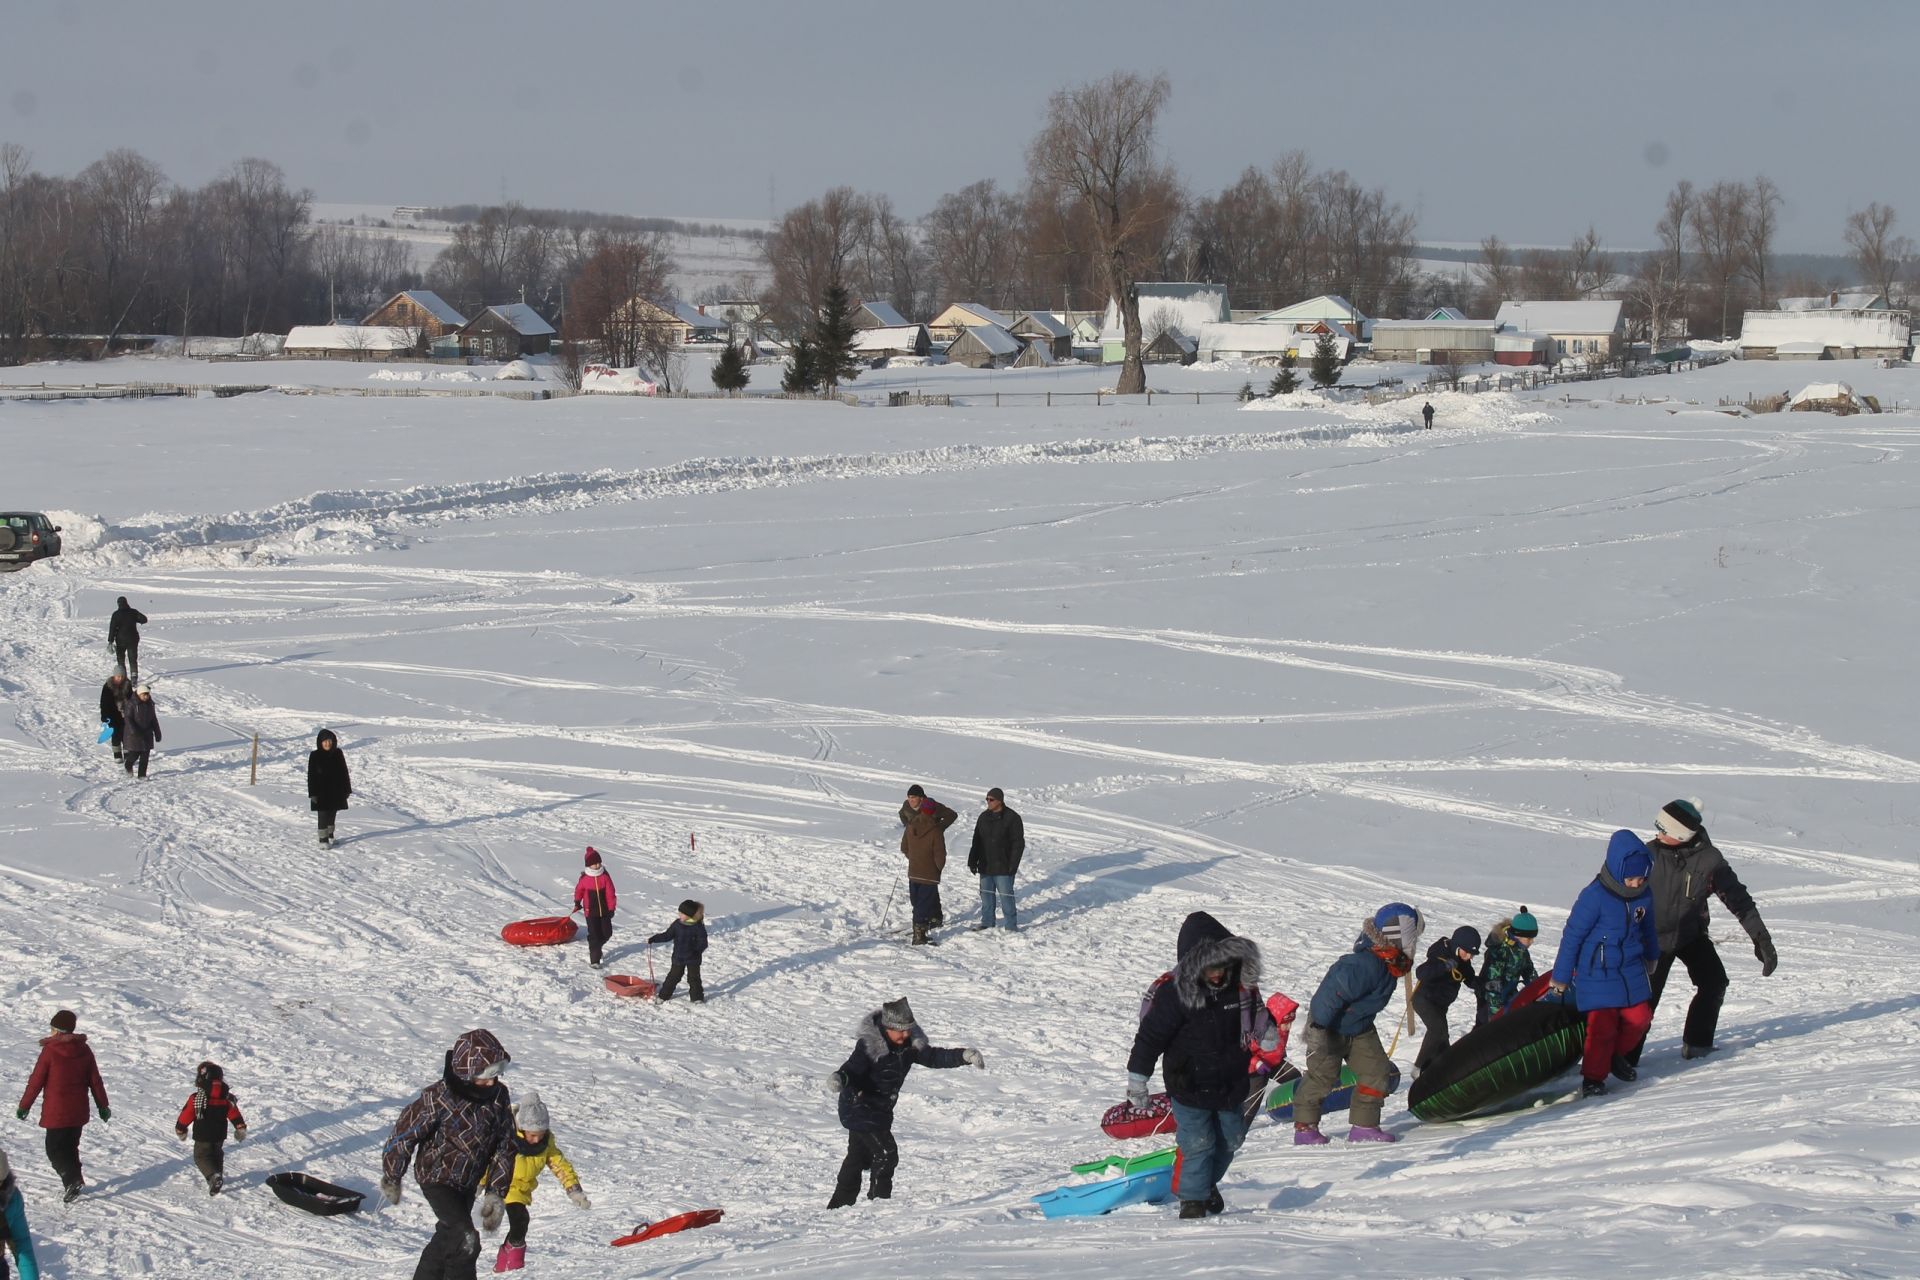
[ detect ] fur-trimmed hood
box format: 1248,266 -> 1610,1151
1173,911 -> 1262,1010
855,1009 -> 928,1059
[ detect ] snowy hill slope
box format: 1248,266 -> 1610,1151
0,374 -> 1916,1277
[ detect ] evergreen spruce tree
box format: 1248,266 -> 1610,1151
1268,349 -> 1300,396
1238,380 -> 1254,402
1309,331 -> 1341,389
781,336 -> 819,395
710,341 -> 751,394
811,284 -> 863,391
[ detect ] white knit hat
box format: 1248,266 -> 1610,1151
513,1088 -> 550,1131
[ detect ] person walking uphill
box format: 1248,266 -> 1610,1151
15,1010 -> 110,1204
0,1147 -> 43,1280
1629,799 -> 1776,1066
967,787 -> 1024,932
1550,831 -> 1660,1097
825,998 -> 983,1209
1421,401 -> 1435,429
572,849 -> 616,968
647,900 -> 707,1002
308,729 -> 352,847
1478,908 -> 1540,1023
899,785 -> 957,946
494,1089 -> 590,1273
1125,911 -> 1278,1218
382,1030 -> 516,1280
99,669 -> 131,763
121,685 -> 161,779
1293,903 -> 1424,1146
174,1061 -> 246,1196
107,596 -> 147,683
1412,926 -> 1481,1075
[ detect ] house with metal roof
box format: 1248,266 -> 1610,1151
362,290 -> 467,337
457,303 -> 556,359
1250,294 -> 1371,340
1492,300 -> 1625,361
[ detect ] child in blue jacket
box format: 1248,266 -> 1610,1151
0,1147 -> 41,1280
1550,831 -> 1660,1096
1293,902 -> 1423,1145
648,900 -> 708,1002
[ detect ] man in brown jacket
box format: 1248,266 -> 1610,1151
899,785 -> 958,946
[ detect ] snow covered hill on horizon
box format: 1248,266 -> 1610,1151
1,362 -> 1916,1277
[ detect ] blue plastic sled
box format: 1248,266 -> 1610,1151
97,724 -> 114,744
1264,1062 -> 1402,1122
1032,1165 -> 1175,1219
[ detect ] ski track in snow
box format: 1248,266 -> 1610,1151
1,391 -> 1917,1277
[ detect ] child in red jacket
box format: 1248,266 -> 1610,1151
175,1062 -> 247,1196
572,848 -> 617,968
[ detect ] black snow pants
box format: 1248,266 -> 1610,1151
658,960 -> 703,1002
827,1129 -> 898,1208
505,1202 -> 531,1247
1629,934 -> 1730,1065
45,1125 -> 83,1189
414,1183 -> 480,1280
193,1138 -> 225,1190
1412,997 -> 1453,1074
585,914 -> 612,965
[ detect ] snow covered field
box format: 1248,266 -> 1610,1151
2,358 -> 1917,1277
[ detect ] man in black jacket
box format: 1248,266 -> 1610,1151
967,787 -> 1025,932
107,597 -> 147,682
1630,798 -> 1777,1065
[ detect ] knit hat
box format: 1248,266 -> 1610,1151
678,899 -> 704,920
879,997 -> 915,1031
584,847 -> 602,867
196,1061 -> 224,1088
986,787 -> 1004,801
136,684 -> 151,696
1509,907 -> 1539,938
1656,798 -> 1703,842
514,1088 -> 550,1132
906,784 -> 925,798
50,1009 -> 76,1033
1449,925 -> 1482,956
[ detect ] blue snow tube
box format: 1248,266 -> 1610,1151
1407,997 -> 1585,1122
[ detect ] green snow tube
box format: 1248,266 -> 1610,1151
1407,1000 -> 1586,1122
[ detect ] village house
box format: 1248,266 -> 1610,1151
851,323 -> 932,360
1010,310 -> 1073,360
282,324 -> 416,361
1736,308 -> 1911,360
457,303 -> 555,359
618,298 -> 730,346
1369,320 -> 1501,364
1250,294 -> 1371,340
361,290 -> 467,338
943,323 -> 1022,369
1492,300 -> 1625,361
852,300 -> 910,329
928,302 -> 1013,346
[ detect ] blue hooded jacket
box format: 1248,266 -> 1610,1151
1551,830 -> 1660,1012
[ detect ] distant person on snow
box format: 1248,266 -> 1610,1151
1628,799 -> 1775,1066
174,1061 -> 246,1197
1477,908 -> 1540,1023
493,1088 -> 589,1274
1293,902 -> 1424,1145
382,1029 -> 516,1280
1125,912 -> 1280,1218
1412,926 -> 1481,1075
899,785 -> 958,946
967,787 -> 1025,932
107,596 -> 147,683
0,1146 -> 42,1280
572,849 -> 616,968
1421,401 -> 1435,429
825,998 -> 982,1209
647,899 -> 707,1002
1550,831 -> 1659,1097
15,1010 -> 110,1204
99,669 -> 131,763
307,729 -> 352,847
121,685 -> 161,779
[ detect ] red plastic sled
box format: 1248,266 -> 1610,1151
501,916 -> 579,947
611,1208 -> 723,1246
604,974 -> 656,998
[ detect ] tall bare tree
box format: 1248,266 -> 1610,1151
566,228 -> 678,382
1692,180 -> 1751,338
1027,70 -> 1179,394
1843,202 -> 1913,306
925,179 -> 1023,309
1741,174 -> 1783,305
761,186 -> 873,335
1475,234 -> 1516,312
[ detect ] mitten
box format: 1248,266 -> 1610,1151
1754,932 -> 1778,977
962,1048 -> 985,1069
98,1105 -> 111,1121
826,1071 -> 846,1094
1126,1072 -> 1151,1109
14,1107 -> 26,1121
234,1124 -> 247,1141
380,1176 -> 403,1206
479,1192 -> 505,1233
568,1186 -> 591,1209
175,1124 -> 189,1139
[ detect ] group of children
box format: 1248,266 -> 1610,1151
1410,906 -> 1542,1075
569,848 -> 709,1001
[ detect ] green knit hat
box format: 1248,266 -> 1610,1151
1509,907 -> 1539,938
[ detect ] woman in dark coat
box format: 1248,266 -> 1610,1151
307,729 -> 352,847
121,686 -> 162,779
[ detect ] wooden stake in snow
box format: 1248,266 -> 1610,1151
250,733 -> 259,786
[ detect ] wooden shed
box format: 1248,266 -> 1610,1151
457,303 -> 555,359
944,324 -> 1021,368
1010,311 -> 1073,360
362,290 -> 467,339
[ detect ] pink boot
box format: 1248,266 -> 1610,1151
1293,1124 -> 1329,1146
494,1242 -> 526,1272
1346,1125 -> 1398,1143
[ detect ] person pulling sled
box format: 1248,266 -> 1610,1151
1293,903 -> 1423,1145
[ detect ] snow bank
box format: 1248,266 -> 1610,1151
580,364 -> 659,395
494,359 -> 535,381
1243,389 -> 1553,432
1790,381 -> 1859,407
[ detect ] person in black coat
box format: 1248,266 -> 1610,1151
966,787 -> 1025,932
107,596 -> 147,682
1412,926 -> 1482,1074
99,670 -> 132,763
1126,911 -> 1277,1218
825,998 -> 981,1208
1421,401 -> 1435,429
307,729 -> 352,846
121,686 -> 161,779
646,900 -> 707,1002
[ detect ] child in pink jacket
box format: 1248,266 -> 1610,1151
572,848 -> 617,968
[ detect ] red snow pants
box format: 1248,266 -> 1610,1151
1581,1003 -> 1653,1081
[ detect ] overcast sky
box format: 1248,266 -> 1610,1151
4,0 -> 1913,253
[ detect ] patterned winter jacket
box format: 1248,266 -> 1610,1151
382,1030 -> 515,1195
1480,921 -> 1538,1018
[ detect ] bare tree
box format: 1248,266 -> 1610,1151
1565,226 -> 1615,298
1646,181 -> 1694,347
77,148 -> 168,355
761,186 -> 873,336
1741,174 -> 1783,305
1027,70 -> 1179,395
1692,180 -> 1751,338
925,179 -> 1023,309
1475,235 -> 1516,312
565,229 -> 678,382
1844,202 -> 1913,307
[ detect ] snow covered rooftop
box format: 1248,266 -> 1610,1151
1195,322 -> 1299,356
855,301 -> 908,327
1493,300 -> 1624,334
1778,291 -> 1887,312
477,303 -> 556,336
1738,309 -> 1910,350
1253,294 -> 1366,325
669,301 -> 729,331
396,290 -> 466,326
284,324 -> 415,352
955,323 -> 1021,356
1012,310 -> 1070,338
936,302 -> 1012,330
851,325 -> 928,351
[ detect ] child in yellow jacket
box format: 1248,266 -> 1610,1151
493,1089 -> 589,1273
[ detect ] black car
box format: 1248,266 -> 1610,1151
0,512 -> 62,570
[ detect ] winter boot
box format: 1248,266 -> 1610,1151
1581,1078 -> 1608,1098
1178,1200 -> 1209,1219
208,1172 -> 223,1196
1681,1042 -> 1717,1061
493,1241 -> 526,1272
910,924 -> 928,946
317,828 -> 329,845
1293,1124 -> 1329,1146
63,1180 -> 83,1203
1206,1189 -> 1225,1215
1610,1056 -> 1638,1082
1346,1126 -> 1398,1144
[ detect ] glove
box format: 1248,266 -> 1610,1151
479,1192 -> 504,1233
567,1186 -> 591,1209
16,1108 -> 28,1121
380,1176 -> 403,1206
826,1071 -> 847,1094
98,1105 -> 111,1121
1755,933 -> 1778,977
234,1125 -> 247,1142
1126,1072 -> 1151,1110
175,1124 -> 189,1139
962,1048 -> 985,1069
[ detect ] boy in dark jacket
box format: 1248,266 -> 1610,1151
1478,908 -> 1539,1022
1293,902 -> 1423,1145
15,1010 -> 110,1202
175,1061 -> 247,1196
1126,912 -> 1278,1218
825,999 -> 982,1208
99,670 -> 131,762
1412,926 -> 1481,1074
572,849 -> 617,968
1,1146 -> 42,1280
1629,799 -> 1776,1065
647,900 -> 707,1001
382,1030 -> 516,1279
307,729 -> 352,846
